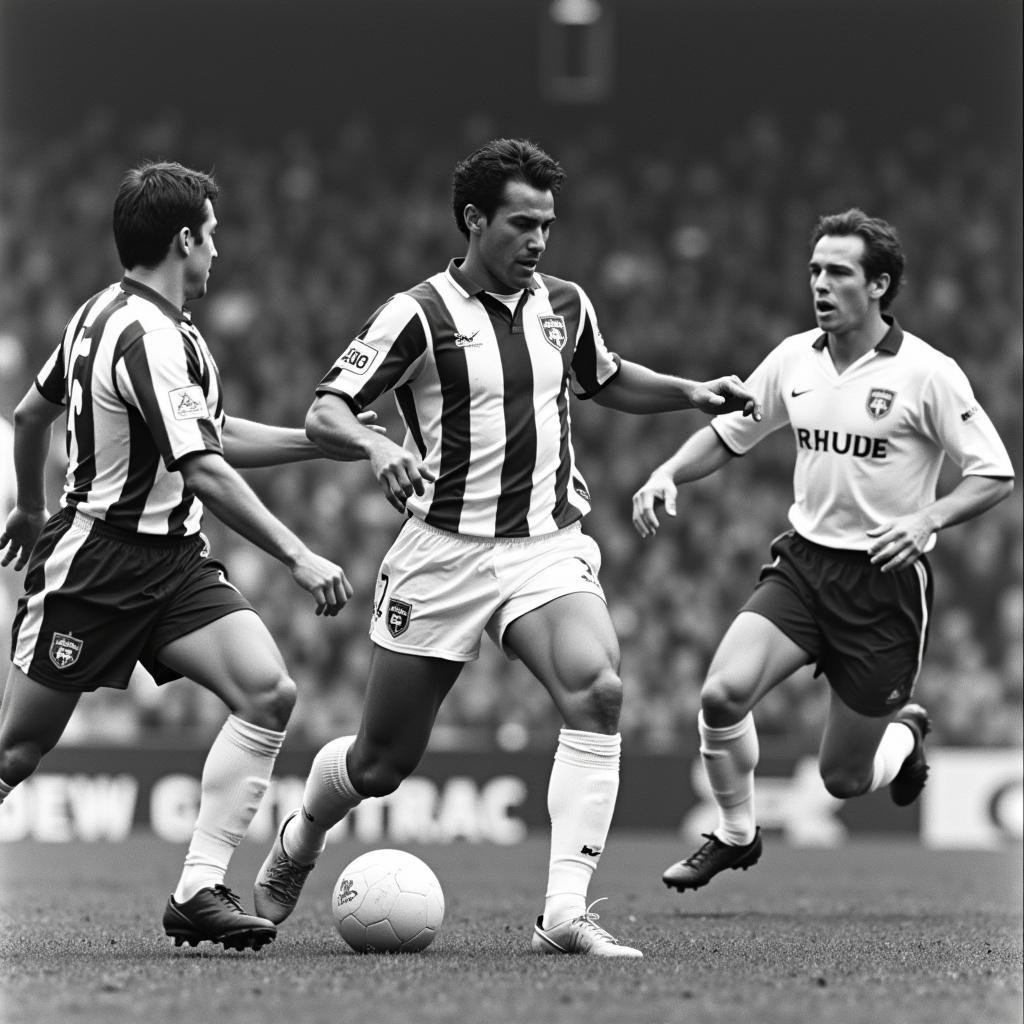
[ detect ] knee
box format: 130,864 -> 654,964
820,765 -> 872,800
0,742 -> 44,786
346,744 -> 414,799
237,671 -> 297,732
700,674 -> 752,727
565,667 -> 623,732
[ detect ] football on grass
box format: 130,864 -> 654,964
331,849 -> 445,953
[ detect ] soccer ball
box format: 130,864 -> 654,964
331,849 -> 445,953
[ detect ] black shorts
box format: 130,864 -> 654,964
10,508 -> 255,693
741,531 -> 933,717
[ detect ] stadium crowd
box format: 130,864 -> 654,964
1,106 -> 1020,751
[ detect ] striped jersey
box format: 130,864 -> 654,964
35,277 -> 225,536
316,259 -> 621,538
712,319 -> 1014,551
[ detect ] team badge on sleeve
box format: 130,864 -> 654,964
338,339 -> 380,376
866,388 -> 896,420
386,598 -> 412,637
538,315 -> 568,352
169,385 -> 209,421
49,632 -> 83,669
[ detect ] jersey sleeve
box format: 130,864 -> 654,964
115,326 -> 223,469
568,285 -> 621,398
711,343 -> 790,453
921,357 -> 1014,479
35,344 -> 67,406
316,294 -> 429,411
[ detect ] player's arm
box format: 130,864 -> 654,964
632,426 -> 737,538
222,412 -> 385,468
177,451 -> 353,615
0,386 -> 64,570
867,474 -> 1015,573
593,359 -> 762,419
306,393 -> 435,514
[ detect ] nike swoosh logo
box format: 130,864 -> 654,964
790,388 -> 814,397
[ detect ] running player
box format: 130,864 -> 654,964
253,137 -> 760,958
0,161 -> 373,950
631,208 -> 1014,891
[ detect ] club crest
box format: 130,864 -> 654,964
866,388 -> 896,420
386,598 -> 412,637
49,632 -> 83,670
538,314 -> 568,351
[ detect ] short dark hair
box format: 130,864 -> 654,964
451,138 -> 566,237
810,208 -> 905,309
112,161 -> 219,270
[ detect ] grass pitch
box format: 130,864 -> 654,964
1,835 -> 1020,1024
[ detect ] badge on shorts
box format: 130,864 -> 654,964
386,599 -> 412,637
49,632 -> 83,670
866,387 -> 896,420
538,315 -> 568,351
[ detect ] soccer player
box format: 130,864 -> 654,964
631,208 -> 1015,891
0,161 -> 375,951
253,137 -> 760,958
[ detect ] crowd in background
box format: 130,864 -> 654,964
1,106 -> 1020,751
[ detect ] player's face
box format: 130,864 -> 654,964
183,200 -> 218,301
466,180 -> 555,294
808,234 -> 885,336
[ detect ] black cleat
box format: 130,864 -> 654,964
163,885 -> 277,951
662,828 -> 763,892
890,703 -> 931,807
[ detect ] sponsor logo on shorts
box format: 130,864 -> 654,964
337,339 -> 380,376
386,598 -> 412,637
575,557 -> 598,586
168,385 -> 209,421
538,314 -> 568,352
866,387 -> 896,420
49,632 -> 83,670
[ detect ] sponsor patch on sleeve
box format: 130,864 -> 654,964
168,385 -> 209,421
960,404 -> 979,422
337,339 -> 380,376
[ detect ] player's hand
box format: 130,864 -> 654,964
689,377 -> 762,420
0,506 -> 48,571
632,472 -> 677,538
366,437 -> 437,514
866,514 -> 937,573
355,410 -> 387,436
289,550 -> 354,616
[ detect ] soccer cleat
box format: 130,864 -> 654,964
662,827 -> 763,892
253,809 -> 318,924
889,703 -> 931,807
531,899 -> 643,959
162,885 -> 276,951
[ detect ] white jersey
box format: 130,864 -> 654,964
711,320 -> 1014,551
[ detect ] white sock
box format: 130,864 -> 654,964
174,715 -> 284,903
868,720 -> 916,791
0,777 -> 14,806
699,711 -> 759,846
283,735 -> 363,864
542,728 -> 621,929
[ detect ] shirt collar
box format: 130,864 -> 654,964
121,276 -> 192,324
445,257 -> 537,298
812,314 -> 903,354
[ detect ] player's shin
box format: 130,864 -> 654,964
699,711 -> 759,845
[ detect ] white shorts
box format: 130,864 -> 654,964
369,517 -> 606,662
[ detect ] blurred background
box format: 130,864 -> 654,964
1,0 -> 1021,755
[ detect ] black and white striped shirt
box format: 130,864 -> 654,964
316,259 -> 620,538
36,277 -> 224,536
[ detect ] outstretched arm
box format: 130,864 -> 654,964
632,426 -> 737,538
592,359 -> 761,419
178,451 -> 353,615
222,411 -> 384,468
0,386 -> 63,570
867,474 -> 1014,572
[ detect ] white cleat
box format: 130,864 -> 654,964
531,899 -> 643,959
253,809 -> 318,924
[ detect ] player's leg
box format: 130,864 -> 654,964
662,610 -> 810,892
155,608 -> 294,948
254,647 -> 462,923
505,592 -> 640,958
0,666 -> 81,803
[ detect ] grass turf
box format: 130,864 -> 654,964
1,835 -> 1020,1024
